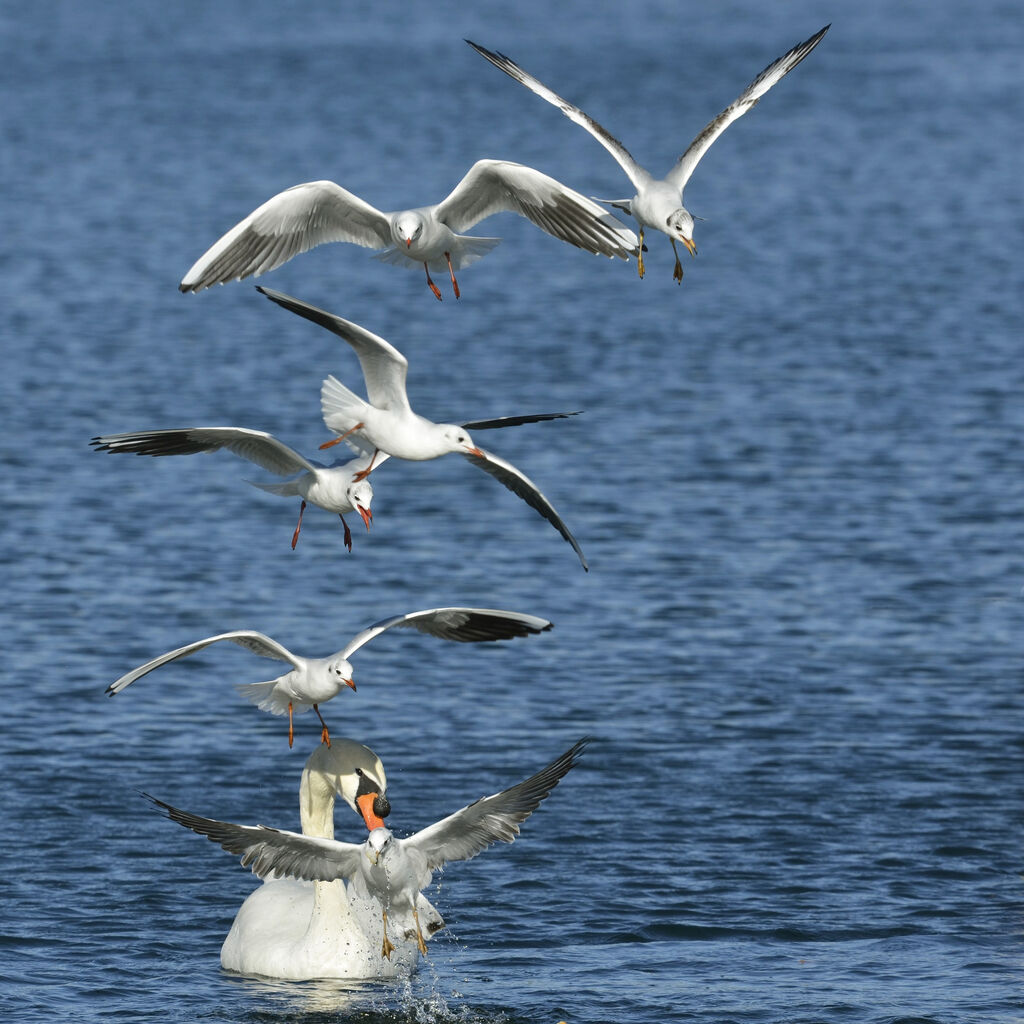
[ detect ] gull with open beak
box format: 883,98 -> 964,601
468,26 -> 829,282
90,426 -> 378,551
107,606 -> 553,747
258,286 -> 589,570
178,159 -> 638,301
148,738 -> 588,960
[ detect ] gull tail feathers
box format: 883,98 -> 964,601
235,679 -> 291,714
321,374 -> 368,433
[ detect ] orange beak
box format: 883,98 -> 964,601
682,237 -> 697,257
343,677 -> 356,692
466,446 -> 485,458
405,237 -> 413,248
356,791 -> 386,831
357,505 -> 372,530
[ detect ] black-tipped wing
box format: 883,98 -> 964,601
461,410 -> 581,431
435,159 -> 637,258
339,606 -> 553,661
467,41 -> 649,192
259,287 -> 411,413
666,25 -> 829,192
406,739 -> 589,870
180,181 -> 393,292
146,795 -> 363,881
106,631 -> 300,696
90,427 -> 319,477
463,447 -> 588,571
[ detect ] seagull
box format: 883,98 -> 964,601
90,427 -> 378,551
257,286 -> 589,571
179,159 -> 639,300
467,26 -> 829,282
147,738 -> 588,958
107,606 -> 553,748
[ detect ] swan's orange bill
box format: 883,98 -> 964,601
357,792 -> 386,830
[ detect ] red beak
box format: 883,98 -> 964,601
357,505 -> 372,530
405,237 -> 413,248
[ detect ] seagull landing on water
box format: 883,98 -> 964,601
90,427 -> 377,552
179,160 -> 638,301
107,607 -> 553,748
257,286 -> 590,571
147,738 -> 588,959
468,26 -> 829,283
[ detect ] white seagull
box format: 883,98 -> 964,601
468,26 -> 829,282
107,606 -> 553,747
90,427 -> 378,551
179,159 -> 638,300
218,739 -> 443,979
147,738 -> 588,959
257,286 -> 589,571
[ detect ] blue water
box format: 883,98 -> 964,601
1,2 -> 1021,1022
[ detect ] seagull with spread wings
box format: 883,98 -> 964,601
148,738 -> 588,959
179,159 -> 638,300
108,607 -> 553,747
257,286 -> 589,571
468,26 -> 829,282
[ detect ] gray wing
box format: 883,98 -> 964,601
665,25 -> 829,192
146,795 -> 364,881
461,410 -> 582,431
106,631 -> 300,696
405,738 -> 589,870
180,181 -> 393,292
466,42 -> 650,192
339,607 -> 553,661
90,427 -> 318,477
463,447 -> 588,571
258,287 -> 411,413
434,160 -> 637,258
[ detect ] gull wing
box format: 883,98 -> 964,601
180,181 -> 393,292
463,447 -> 589,571
146,796 -> 363,882
404,738 -> 588,871
467,42 -> 650,193
461,410 -> 581,431
90,426 -> 318,478
259,287 -> 411,413
435,160 -> 637,258
106,631 -> 301,696
338,607 -> 553,661
665,25 -> 830,192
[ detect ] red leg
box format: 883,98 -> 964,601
288,702 -> 294,748
313,703 -> 331,747
445,252 -> 460,299
319,421 -> 365,451
424,263 -> 443,301
291,500 -> 307,550
339,514 -> 352,552
352,449 -> 380,482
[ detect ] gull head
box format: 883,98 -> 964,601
440,425 -> 484,458
366,826 -> 394,864
348,478 -> 374,530
326,657 -> 356,694
394,212 -> 426,249
667,209 -> 698,256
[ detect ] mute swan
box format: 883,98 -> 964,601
151,738 -> 588,961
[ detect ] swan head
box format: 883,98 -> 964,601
667,208 -> 697,255
394,212 -> 426,249
347,478 -> 374,530
440,425 -> 483,458
365,826 -> 394,864
303,739 -> 390,833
